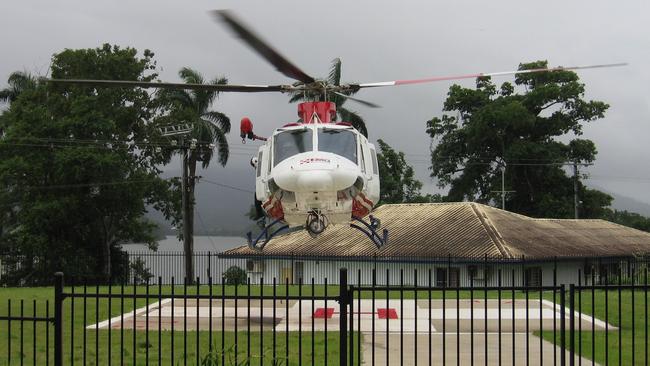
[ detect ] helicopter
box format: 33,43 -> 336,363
243,102 -> 382,251
46,10 -> 626,251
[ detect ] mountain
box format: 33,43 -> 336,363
607,191 -> 650,216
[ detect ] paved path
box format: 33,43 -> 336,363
360,333 -> 594,365
90,298 -> 609,365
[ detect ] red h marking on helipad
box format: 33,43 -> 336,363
377,308 -> 398,319
313,308 -> 335,319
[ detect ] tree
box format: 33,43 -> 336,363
426,60 -> 612,218
157,67 -> 230,282
0,44 -> 177,284
376,139 -> 440,204
0,71 -> 37,104
1,71 -> 37,137
288,58 -> 368,137
602,209 -> 650,232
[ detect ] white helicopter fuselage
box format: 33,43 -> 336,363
254,122 -> 380,230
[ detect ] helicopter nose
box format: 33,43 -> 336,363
296,170 -> 335,191
275,167 -> 358,192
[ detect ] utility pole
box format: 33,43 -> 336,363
180,141 -> 193,283
160,123 -> 195,283
566,161 -> 592,219
491,163 -> 515,210
573,162 -> 579,219
501,165 -> 506,210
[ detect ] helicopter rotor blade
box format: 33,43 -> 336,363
42,78 -> 294,93
213,9 -> 316,84
332,91 -> 381,108
355,63 -> 627,89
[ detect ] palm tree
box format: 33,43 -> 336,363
161,67 -> 231,281
0,71 -> 37,104
288,58 -> 368,137
1,71 -> 38,137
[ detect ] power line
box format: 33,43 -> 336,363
200,178 -> 255,194
195,209 -> 219,251
0,142 -> 258,158
0,178 -> 175,191
0,136 -> 261,151
409,159 -> 593,167
586,175 -> 650,183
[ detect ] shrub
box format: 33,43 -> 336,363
130,257 -> 153,285
223,266 -> 247,285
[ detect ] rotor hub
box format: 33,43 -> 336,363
297,101 -> 336,123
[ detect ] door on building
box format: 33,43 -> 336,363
436,268 -> 447,287
281,267 -> 292,284
449,268 -> 460,287
294,262 -> 304,283
525,267 -> 542,287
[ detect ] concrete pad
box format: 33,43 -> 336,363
360,333 -> 594,365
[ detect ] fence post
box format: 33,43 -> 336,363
54,272 -> 64,366
560,284 -> 566,366
569,284 -> 575,366
339,268 -> 349,366
207,251 -> 211,280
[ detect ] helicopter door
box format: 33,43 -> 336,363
359,141 -> 373,178
367,145 -> 380,203
369,146 -> 379,180
256,145 -> 270,200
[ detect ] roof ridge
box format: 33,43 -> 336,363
595,219 -> 650,236
378,202 -> 471,207
469,203 -> 513,259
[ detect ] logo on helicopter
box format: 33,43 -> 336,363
298,157 -> 331,164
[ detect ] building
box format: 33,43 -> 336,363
220,202 -> 650,286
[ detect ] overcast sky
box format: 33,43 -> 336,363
2,0 -> 649,228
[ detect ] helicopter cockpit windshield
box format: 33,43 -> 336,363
274,129 -> 313,166
317,128 -> 357,164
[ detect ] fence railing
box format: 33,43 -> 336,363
3,251 -> 649,287
1,267 -> 649,365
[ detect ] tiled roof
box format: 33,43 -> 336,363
221,203 -> 650,259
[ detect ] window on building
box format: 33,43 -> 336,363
436,267 -> 459,287
246,260 -> 264,273
468,265 -> 490,283
597,261 -> 621,284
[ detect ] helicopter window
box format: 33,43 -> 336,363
370,148 -> 379,175
273,129 -> 313,166
359,145 -> 366,173
256,151 -> 263,177
317,129 -> 357,164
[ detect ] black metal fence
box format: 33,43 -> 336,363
1,266 -> 649,365
3,251 -> 649,287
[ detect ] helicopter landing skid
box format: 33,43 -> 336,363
350,215 -> 388,249
246,218 -> 289,251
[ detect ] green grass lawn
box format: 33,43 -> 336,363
0,283 -> 551,365
0,286 -> 359,365
2,285 -> 648,365
539,288 -> 649,366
